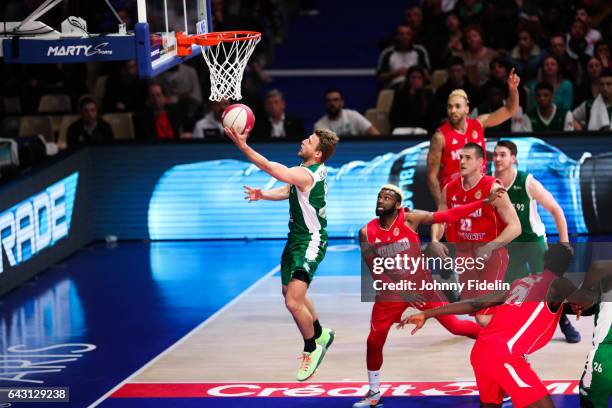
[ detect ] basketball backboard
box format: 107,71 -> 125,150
136,0 -> 212,78
0,0 -> 212,78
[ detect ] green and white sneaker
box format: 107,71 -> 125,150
353,390 -> 383,408
315,327 -> 335,350
296,344 -> 326,381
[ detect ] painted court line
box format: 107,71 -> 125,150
88,263 -> 281,407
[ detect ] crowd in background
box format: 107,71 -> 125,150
0,0 -> 612,177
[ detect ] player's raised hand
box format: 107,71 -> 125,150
507,68 -> 520,91
244,186 -> 263,202
485,187 -> 507,204
398,312 -> 427,335
224,127 -> 249,147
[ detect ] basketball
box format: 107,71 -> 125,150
222,104 -> 255,134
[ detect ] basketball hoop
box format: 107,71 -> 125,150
177,31 -> 261,101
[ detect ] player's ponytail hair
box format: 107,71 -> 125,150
314,128 -> 339,162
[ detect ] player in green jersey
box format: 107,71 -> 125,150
577,245 -> 612,408
493,140 -> 581,343
225,126 -> 339,381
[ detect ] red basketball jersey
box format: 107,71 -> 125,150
476,270 -> 563,356
365,209 -> 433,300
438,117 -> 487,188
445,175 -> 504,243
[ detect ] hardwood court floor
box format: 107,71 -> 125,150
132,274 -> 594,383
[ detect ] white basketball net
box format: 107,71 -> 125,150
200,33 -> 261,101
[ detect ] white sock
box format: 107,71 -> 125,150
367,370 -> 381,393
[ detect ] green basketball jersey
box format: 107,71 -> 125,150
594,287 -> 612,346
507,170 -> 546,242
288,163 -> 328,240
528,106 -> 569,132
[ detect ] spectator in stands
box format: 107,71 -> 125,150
419,0 -> 448,69
404,6 -> 426,45
480,0 -> 518,51
389,66 -> 435,132
529,55 -> 574,112
525,81 -> 574,131
134,83 -> 183,140
251,90 -> 305,140
573,68 -> 612,131
102,60 -> 147,112
489,57 -> 528,111
575,57 -> 603,108
453,0 -> 483,27
471,79 -> 529,132
158,63 -> 203,106
594,40 -> 611,69
314,89 -> 380,136
548,33 -> 583,86
566,19 -> 590,62
67,97 -> 114,148
576,8 -> 602,56
441,14 -> 464,66
588,0 -> 611,39
192,99 -> 230,139
434,56 -> 480,122
457,25 -> 497,86
509,28 -> 545,84
377,24 -> 430,90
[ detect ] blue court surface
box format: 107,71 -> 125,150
0,239 -> 596,407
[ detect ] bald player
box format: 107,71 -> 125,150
427,69 -> 521,207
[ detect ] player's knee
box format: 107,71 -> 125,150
284,297 -> 303,314
367,331 -> 386,349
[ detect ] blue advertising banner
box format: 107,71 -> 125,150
3,35 -> 136,63
89,136 -> 612,240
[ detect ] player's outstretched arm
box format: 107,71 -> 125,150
528,177 -> 569,242
477,68 -> 520,129
244,185 -> 290,202
406,187 -> 506,229
225,127 -> 313,190
426,131 -> 444,207
429,185 -> 449,259
398,291 -> 507,334
488,181 -> 522,246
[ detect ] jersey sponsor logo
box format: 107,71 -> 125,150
111,381 -> 581,398
0,173 -> 78,274
47,43 -> 112,57
458,231 -> 487,241
451,150 -> 461,160
376,237 -> 411,258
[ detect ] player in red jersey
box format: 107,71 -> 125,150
430,143 -> 521,326
427,69 -> 521,206
401,244 -> 594,408
353,184 -> 505,408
